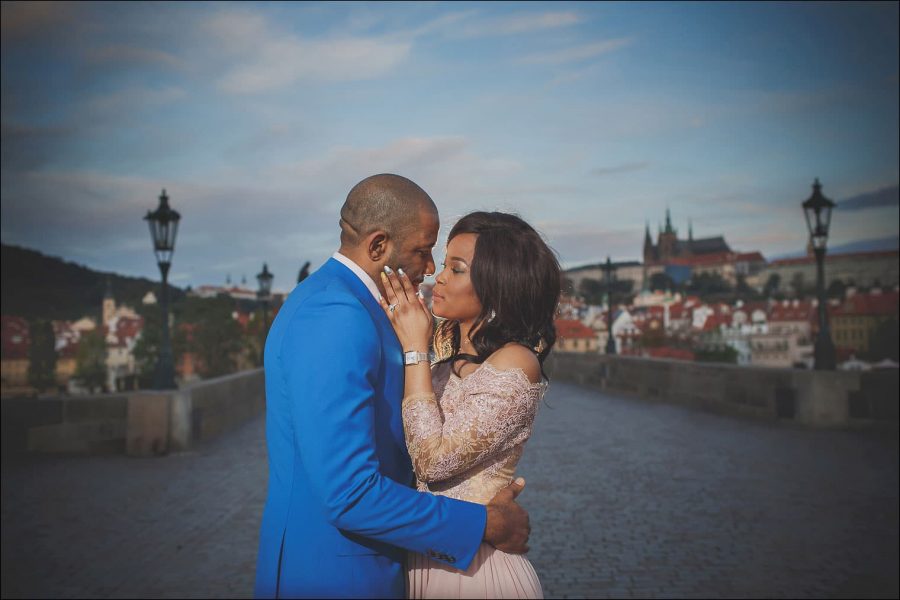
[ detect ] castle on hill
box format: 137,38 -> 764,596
643,208 -> 731,265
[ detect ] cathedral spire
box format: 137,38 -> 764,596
688,219 -> 693,242
665,207 -> 674,234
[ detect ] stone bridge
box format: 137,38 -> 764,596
3,376 -> 898,599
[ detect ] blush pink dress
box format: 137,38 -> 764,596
403,360 -> 545,599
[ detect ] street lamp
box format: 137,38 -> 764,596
144,189 -> 180,389
257,263 -> 274,337
603,256 -> 617,355
802,178 -> 836,370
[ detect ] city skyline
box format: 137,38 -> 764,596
2,2 -> 898,291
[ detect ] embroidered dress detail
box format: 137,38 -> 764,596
404,360 -> 546,598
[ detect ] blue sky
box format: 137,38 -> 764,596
2,1 -> 898,292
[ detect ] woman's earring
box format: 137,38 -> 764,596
488,309 -> 496,323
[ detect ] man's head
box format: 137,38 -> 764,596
338,174 -> 439,288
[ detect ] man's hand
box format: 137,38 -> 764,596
483,477 -> 530,554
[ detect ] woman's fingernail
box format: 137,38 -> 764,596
397,267 -> 405,277
515,477 -> 525,486
383,265 -> 393,275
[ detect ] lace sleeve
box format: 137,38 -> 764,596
402,363 -> 541,483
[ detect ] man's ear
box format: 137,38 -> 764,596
366,231 -> 391,263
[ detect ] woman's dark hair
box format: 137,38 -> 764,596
434,211 -> 561,380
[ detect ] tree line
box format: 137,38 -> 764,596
25,293 -> 274,394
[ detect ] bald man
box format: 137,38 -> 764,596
254,174 -> 530,598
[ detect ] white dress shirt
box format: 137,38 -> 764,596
332,252 -> 381,302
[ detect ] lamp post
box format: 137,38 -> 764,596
802,178 -> 836,370
603,256 -> 617,354
257,263 -> 274,338
144,189 -> 180,389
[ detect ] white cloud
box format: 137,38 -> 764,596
85,44 -> 185,70
458,11 -> 583,37
82,85 -> 186,116
591,162 -> 650,176
203,10 -> 411,94
521,38 -> 633,65
274,136 -> 520,186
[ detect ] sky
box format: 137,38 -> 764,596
2,1 -> 898,293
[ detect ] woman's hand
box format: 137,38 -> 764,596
379,266 -> 433,352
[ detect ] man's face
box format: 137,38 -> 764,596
388,208 -> 439,287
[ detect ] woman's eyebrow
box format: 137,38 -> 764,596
447,256 -> 469,265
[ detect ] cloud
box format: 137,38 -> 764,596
837,184 -> 899,211
81,85 -> 187,118
84,45 -> 185,70
0,122 -> 77,170
590,162 -> 650,176
458,11 -> 583,37
402,10 -> 481,38
0,167 -> 338,287
521,38 -> 633,65
0,1 -> 80,40
275,136 -> 521,189
204,10 -> 411,93
535,222 -> 642,265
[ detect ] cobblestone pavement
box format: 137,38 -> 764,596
2,382 -> 898,599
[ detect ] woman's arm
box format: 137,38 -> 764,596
402,361 -> 539,482
380,269 -> 540,482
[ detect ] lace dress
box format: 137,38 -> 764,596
404,360 -> 546,599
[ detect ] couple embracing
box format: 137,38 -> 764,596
255,174 -> 561,599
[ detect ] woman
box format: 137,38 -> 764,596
379,211 -> 561,599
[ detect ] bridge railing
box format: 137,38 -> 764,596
1,368 -> 265,458
4,355 -> 896,458
545,353 -> 898,429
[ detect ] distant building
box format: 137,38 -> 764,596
191,284 -> 262,302
763,249 -> 899,294
104,315 -> 143,391
643,210 -> 766,286
53,320 -> 80,386
1,315 -> 30,391
564,260 -> 645,297
829,288 -> 899,356
555,319 -> 598,353
747,299 -> 816,368
644,210 -> 731,264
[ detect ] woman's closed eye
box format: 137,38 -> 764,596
441,262 -> 466,275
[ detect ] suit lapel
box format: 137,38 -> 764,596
325,259 -> 407,452
324,258 -> 396,336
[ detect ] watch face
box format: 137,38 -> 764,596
404,351 -> 426,365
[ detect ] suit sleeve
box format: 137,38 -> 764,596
282,292 -> 486,570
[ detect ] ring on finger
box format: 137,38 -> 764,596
388,303 -> 398,313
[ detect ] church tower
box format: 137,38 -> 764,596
102,277 -> 116,326
643,221 -> 654,264
657,208 -> 679,261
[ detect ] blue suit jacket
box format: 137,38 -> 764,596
254,258 -> 486,599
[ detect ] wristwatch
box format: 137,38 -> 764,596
403,350 -> 430,366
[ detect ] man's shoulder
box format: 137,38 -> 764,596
277,276 -> 373,335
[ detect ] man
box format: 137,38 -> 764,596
255,174 -> 530,598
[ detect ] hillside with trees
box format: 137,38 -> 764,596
1,243 -> 185,321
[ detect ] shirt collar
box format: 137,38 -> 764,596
332,252 -> 381,302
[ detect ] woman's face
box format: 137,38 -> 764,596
432,233 -> 483,322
